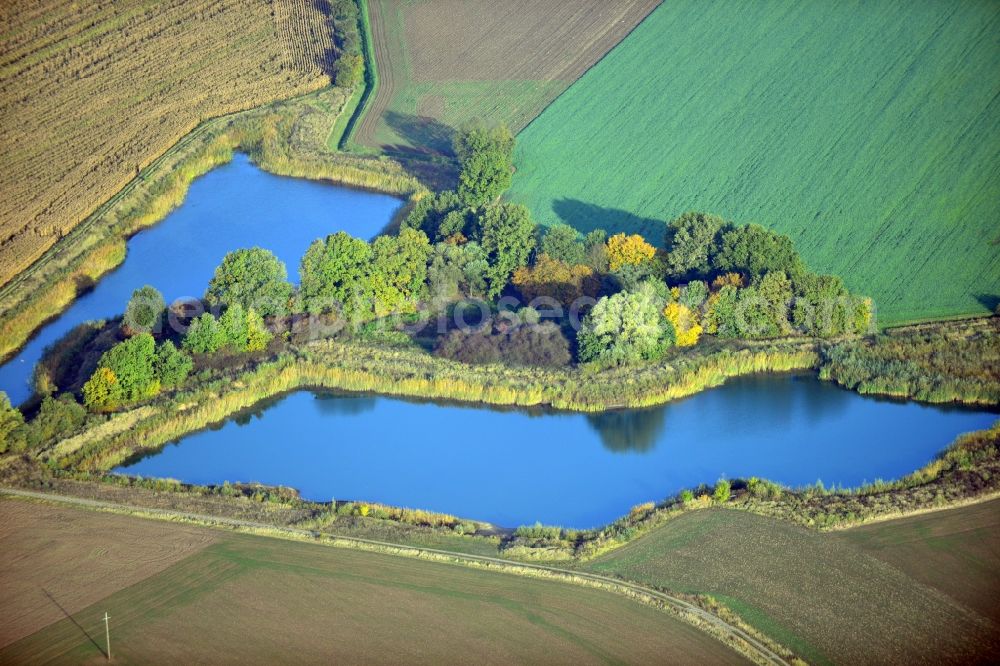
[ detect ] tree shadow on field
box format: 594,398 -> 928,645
41,588 -> 107,658
552,199 -> 664,242
975,293 -> 999,313
383,111 -> 456,157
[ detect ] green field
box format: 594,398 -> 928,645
585,504 -> 1000,665
0,501 -> 747,664
507,0 -> 1000,325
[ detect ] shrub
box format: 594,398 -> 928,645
713,478 -> 731,503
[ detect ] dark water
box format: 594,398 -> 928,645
116,374 -> 997,528
0,154 -> 402,405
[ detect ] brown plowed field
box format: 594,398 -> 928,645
0,498 -> 216,648
355,0 -> 659,153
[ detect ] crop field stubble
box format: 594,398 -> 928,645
0,499 -> 749,665
0,0 -> 337,287
585,504 -> 1000,665
507,0 -> 1000,326
355,0 -> 659,154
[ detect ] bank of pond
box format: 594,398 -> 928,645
115,374 -> 996,528
0,154 -> 401,406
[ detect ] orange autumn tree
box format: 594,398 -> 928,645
606,233 -> 656,271
512,254 -> 600,305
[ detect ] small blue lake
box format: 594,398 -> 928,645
0,154 -> 402,405
116,374 -> 997,528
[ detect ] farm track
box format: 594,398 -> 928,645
0,486 -> 789,666
351,0 -> 391,148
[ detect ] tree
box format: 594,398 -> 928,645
478,203 -> 536,298
606,233 -> 656,272
577,282 -> 675,367
26,394 -> 87,446
680,280 -> 709,310
154,341 -> 193,388
206,248 -> 292,316
427,242 -> 487,301
704,284 -> 740,337
0,392 -> 25,453
83,366 -> 121,412
219,303 -> 248,349
369,228 -> 432,316
245,308 -> 273,352
541,223 -> 586,265
183,312 -> 226,354
334,53 -> 363,87
511,254 -> 598,306
713,479 -> 731,503
453,122 -> 514,206
715,224 -> 804,280
299,231 -> 373,318
664,301 -> 703,347
665,212 -> 731,279
401,191 -> 464,240
91,333 -> 159,406
123,285 -> 165,335
583,229 -> 609,272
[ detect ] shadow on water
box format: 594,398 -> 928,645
552,198 -> 664,240
586,407 -> 667,454
41,588 -> 106,658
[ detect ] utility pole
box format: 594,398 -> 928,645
103,612 -> 111,661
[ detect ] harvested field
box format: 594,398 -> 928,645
586,508 -> 1000,665
0,498 -> 216,649
355,0 -> 658,153
0,501 -> 747,665
0,0 -> 335,287
507,0 -> 1000,325
838,498 -> 1000,625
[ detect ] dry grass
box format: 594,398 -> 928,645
0,498 -> 216,649
356,0 -> 658,152
586,508 -> 1000,665
0,501 -> 747,664
0,0 -> 335,287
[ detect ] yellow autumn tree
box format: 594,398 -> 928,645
82,366 -> 121,412
664,301 -> 703,347
606,233 -> 656,271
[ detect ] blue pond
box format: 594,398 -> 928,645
116,374 -> 997,528
0,154 -> 401,405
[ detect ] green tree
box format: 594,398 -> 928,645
123,285 -> 165,335
91,333 -> 159,406
577,282 -> 675,367
154,341 -> 193,388
478,203 -> 537,298
206,248 -> 292,316
299,232 -> 373,318
665,212 -> 732,279
0,392 -> 25,453
219,303 -> 249,349
26,394 -> 87,445
369,228 -> 432,316
713,478 -> 731,503
401,191 -> 464,240
715,224 -> 804,281
583,229 -> 609,272
427,242 -> 487,301
245,308 -> 273,352
183,313 -> 226,354
454,122 -> 514,206
541,223 -> 586,265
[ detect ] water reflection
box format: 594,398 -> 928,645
586,407 -> 666,453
